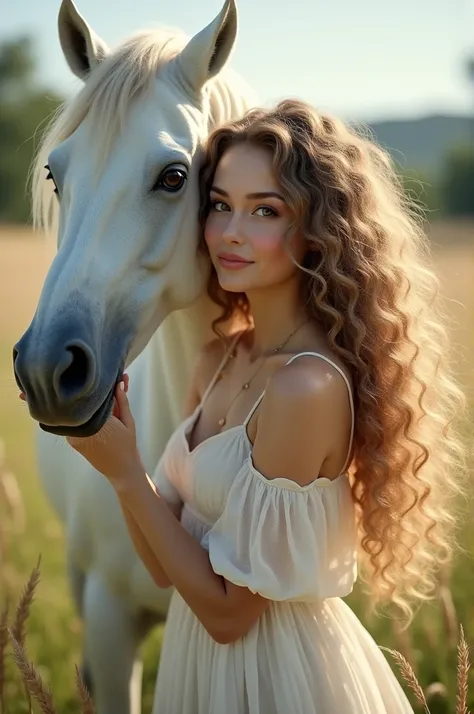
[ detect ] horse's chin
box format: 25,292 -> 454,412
39,375 -> 122,438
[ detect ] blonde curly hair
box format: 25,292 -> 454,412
198,98 -> 468,621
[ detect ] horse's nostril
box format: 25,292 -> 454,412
12,345 -> 24,391
54,342 -> 96,402
61,345 -> 90,392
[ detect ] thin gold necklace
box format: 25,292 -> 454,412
217,318 -> 309,428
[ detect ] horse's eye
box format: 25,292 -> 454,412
153,166 -> 187,193
44,164 -> 59,196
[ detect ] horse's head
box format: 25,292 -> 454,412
13,0 -> 248,437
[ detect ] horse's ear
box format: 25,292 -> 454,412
177,0 -> 238,93
58,0 -> 109,80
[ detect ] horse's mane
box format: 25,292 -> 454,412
31,26 -> 252,235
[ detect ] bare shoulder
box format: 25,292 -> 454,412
269,353 -> 350,403
251,354 -> 353,486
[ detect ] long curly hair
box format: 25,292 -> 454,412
198,99 -> 468,620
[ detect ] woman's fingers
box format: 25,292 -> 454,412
112,397 -> 120,418
112,374 -> 129,421
115,381 -> 134,429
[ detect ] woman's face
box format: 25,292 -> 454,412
204,142 -> 305,294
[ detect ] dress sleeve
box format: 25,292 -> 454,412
201,455 -> 357,601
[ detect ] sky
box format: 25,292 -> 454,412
2,0 -> 474,123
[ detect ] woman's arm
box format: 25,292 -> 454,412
120,505 -> 171,588
119,495 -> 181,589
118,470 -> 270,644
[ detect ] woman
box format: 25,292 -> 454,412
58,100 -> 465,713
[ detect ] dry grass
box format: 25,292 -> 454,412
0,437 -> 23,714
0,442 -> 96,714
74,666 -> 95,714
382,647 -> 432,713
457,626 -> 471,714
8,632 -> 56,714
382,624 -> 471,713
10,555 -> 41,650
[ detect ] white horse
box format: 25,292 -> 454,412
13,1 -> 256,712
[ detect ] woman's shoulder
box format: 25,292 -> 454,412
251,348 -> 353,485
279,346 -> 351,390
267,325 -> 352,396
265,348 -> 351,416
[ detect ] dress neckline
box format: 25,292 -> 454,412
183,403 -> 248,457
180,404 -> 349,490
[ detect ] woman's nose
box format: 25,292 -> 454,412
222,214 -> 243,243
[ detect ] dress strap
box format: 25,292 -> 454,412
243,351 -> 355,475
199,331 -> 243,408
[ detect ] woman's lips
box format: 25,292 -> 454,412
217,254 -> 253,270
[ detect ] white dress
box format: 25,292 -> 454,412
151,339 -> 415,714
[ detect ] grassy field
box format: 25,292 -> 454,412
0,222 -> 473,714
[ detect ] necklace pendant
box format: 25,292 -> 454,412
218,417 -> 226,427
243,382 -> 249,390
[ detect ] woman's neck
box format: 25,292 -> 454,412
245,277 -> 308,361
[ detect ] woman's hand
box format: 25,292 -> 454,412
19,373 -> 145,489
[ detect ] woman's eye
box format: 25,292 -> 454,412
211,200 -> 229,212
153,166 -> 188,193
44,164 -> 59,196
254,206 -> 277,217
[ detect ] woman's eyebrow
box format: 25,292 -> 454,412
211,185 -> 285,201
